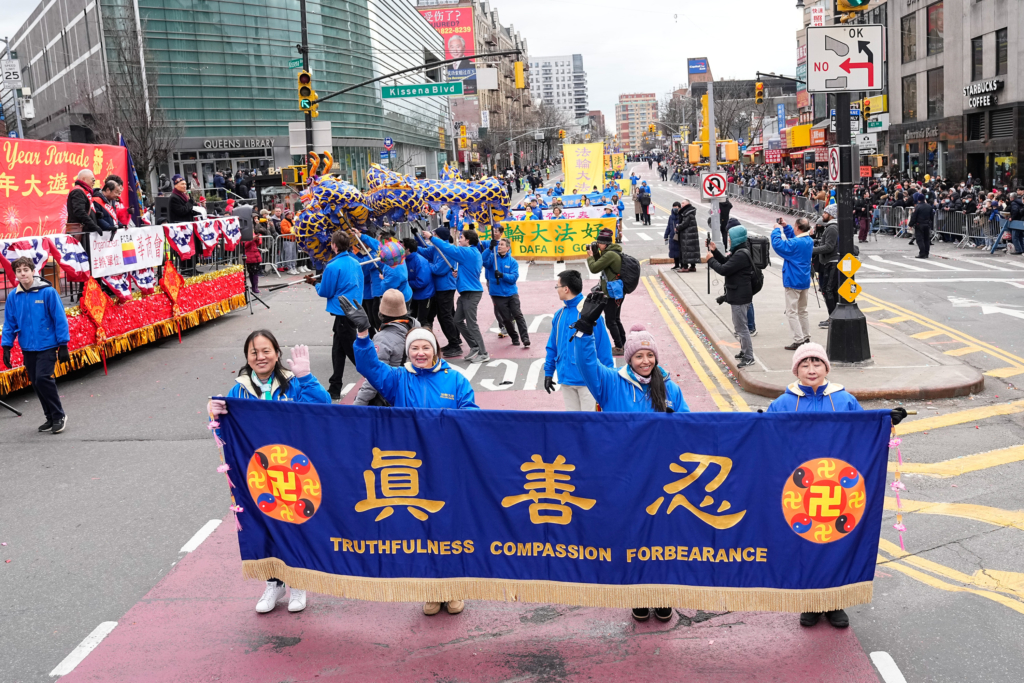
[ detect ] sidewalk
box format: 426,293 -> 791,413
660,265 -> 984,401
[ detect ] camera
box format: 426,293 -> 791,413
715,295 -> 727,305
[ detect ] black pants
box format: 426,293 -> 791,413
492,295 -> 530,344
329,314 -> 358,393
673,256 -> 683,269
605,297 -> 626,348
23,348 -> 64,421
246,263 -> 260,292
410,298 -> 434,329
917,226 -> 931,257
433,289 -> 460,348
819,262 -> 839,315
365,297 -> 381,337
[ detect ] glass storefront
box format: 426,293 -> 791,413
172,149 -> 274,192
992,153 -> 1016,187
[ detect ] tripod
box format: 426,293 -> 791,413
246,263 -> 270,314
0,398 -> 22,417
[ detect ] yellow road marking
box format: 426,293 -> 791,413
884,497 -> 1024,530
878,539 -> 1024,601
887,444 -> 1024,478
985,366 -> 1024,379
876,542 -> 1024,615
879,315 -> 914,323
861,292 -> 1024,373
649,277 -> 750,411
642,277 -> 731,411
945,345 -> 983,356
859,306 -> 884,313
896,399 -> 1024,435
910,329 -> 946,339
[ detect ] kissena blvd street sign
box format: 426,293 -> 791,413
382,83 -> 463,99
806,25 -> 884,93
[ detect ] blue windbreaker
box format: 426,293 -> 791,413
574,333 -> 689,413
225,370 -> 332,405
382,262 -> 412,301
543,294 -> 613,386
353,336 -> 478,409
1,278 -> 70,352
553,186 -> 564,196
316,251 -> 363,315
359,254 -> 374,300
766,380 -> 862,413
770,225 -> 813,290
432,238 -> 483,292
530,207 -> 544,219
480,248 -> 520,297
406,251 -> 435,300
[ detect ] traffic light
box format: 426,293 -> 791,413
297,70 -> 314,113
863,99 -> 872,120
558,129 -> 566,139
754,82 -> 764,104
514,61 -> 525,89
647,123 -> 656,134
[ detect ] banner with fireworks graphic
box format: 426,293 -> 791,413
1,139 -> 129,238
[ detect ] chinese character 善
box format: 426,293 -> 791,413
502,454 -> 596,525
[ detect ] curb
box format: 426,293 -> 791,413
657,270 -> 985,401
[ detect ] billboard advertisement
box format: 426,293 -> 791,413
687,58 -> 709,74
417,5 -> 476,95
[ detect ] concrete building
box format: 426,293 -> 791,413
615,93 -> 658,153
4,0 -> 453,191
588,110 -> 605,139
887,0 -> 1020,186
528,54 -> 588,126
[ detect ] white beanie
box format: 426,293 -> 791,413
405,328 -> 438,358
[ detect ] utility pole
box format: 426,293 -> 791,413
3,37 -> 24,139
707,81 -> 719,243
299,0 -> 313,155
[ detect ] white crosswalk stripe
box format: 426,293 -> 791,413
637,233 -> 652,241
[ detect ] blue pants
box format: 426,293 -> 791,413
747,303 -> 756,332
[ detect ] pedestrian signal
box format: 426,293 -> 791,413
558,129 -> 566,139
298,71 -> 314,112
514,61 -> 525,89
754,82 -> 764,105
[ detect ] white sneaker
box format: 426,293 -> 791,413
288,588 -> 307,612
288,268 -> 299,275
256,581 -> 286,613
299,266 -> 310,273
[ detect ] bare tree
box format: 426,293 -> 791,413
707,81 -> 753,143
82,3 -> 180,192
526,104 -> 570,160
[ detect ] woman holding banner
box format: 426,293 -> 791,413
571,295 -> 689,623
341,295 -> 477,616
207,330 -> 332,615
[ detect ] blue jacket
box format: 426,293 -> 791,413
480,249 -> 520,297
544,294 -> 613,386
226,370 -> 332,405
529,207 -> 544,219
2,278 -> 71,352
553,186 -> 564,196
316,251 -> 363,315
432,238 -> 483,292
353,335 -> 478,409
574,332 -> 689,413
359,254 -> 374,300
766,380 -> 862,413
638,184 -> 650,195
406,251 -> 435,300
382,262 -> 412,301
770,225 -> 813,290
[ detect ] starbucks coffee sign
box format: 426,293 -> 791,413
964,80 -> 1003,108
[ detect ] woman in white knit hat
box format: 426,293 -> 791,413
767,341 -> 861,630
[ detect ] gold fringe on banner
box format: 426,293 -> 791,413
241,559 -> 874,614
0,293 -> 248,396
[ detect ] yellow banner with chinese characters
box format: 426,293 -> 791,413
502,218 -> 618,260
612,153 -> 625,171
562,143 -> 604,195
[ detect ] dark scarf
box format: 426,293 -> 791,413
172,187 -> 190,204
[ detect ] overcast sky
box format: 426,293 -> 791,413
1,0 -> 801,123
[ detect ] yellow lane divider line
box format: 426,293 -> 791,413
945,345 -> 983,356
878,539 -> 1024,601
876,540 -> 1024,615
860,292 -> 1024,377
896,399 -> 1024,435
647,276 -> 750,411
887,444 -> 1024,477
642,277 -> 732,412
910,329 -> 947,340
883,496 -> 1024,531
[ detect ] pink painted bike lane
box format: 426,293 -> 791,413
60,277 -> 880,683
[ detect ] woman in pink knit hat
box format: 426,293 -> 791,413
767,341 -> 861,630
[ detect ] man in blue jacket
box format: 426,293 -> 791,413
482,237 -> 530,347
304,230 -> 363,399
544,269 -> 614,411
2,257 -> 71,433
770,217 -> 814,350
552,181 -> 564,196
416,227 -> 462,356
423,227 -> 488,363
403,237 -> 435,327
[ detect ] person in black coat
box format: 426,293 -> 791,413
718,198 -> 733,244
676,200 -> 701,272
664,202 -> 682,269
907,193 -> 934,259
702,225 -> 755,367
168,175 -> 196,223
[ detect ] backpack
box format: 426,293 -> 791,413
747,235 -> 772,269
619,252 -> 641,294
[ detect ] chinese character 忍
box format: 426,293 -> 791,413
646,453 -> 746,529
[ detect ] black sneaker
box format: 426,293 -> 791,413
523,340 -> 531,348
631,608 -> 651,622
818,319 -> 831,328
329,388 -> 342,401
511,339 -> 521,346
737,356 -> 756,368
800,612 -> 822,627
442,346 -> 463,358
734,352 -> 744,359
38,420 -> 53,432
825,609 -> 849,628
654,607 -> 673,622
51,416 -> 67,434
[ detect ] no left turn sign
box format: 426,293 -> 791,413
701,172 -> 727,199
828,147 -> 841,183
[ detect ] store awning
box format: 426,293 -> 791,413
743,145 -> 763,155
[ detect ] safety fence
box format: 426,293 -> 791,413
726,183 -> 1013,250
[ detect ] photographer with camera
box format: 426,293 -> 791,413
702,226 -> 756,368
770,217 -> 814,350
586,229 -> 626,355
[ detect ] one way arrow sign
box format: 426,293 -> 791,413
806,25 -> 884,93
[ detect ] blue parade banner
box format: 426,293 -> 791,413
218,400 -> 892,612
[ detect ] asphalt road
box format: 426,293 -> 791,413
1,165 -> 1022,682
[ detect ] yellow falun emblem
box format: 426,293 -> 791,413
247,444 -> 322,525
782,458 -> 866,544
